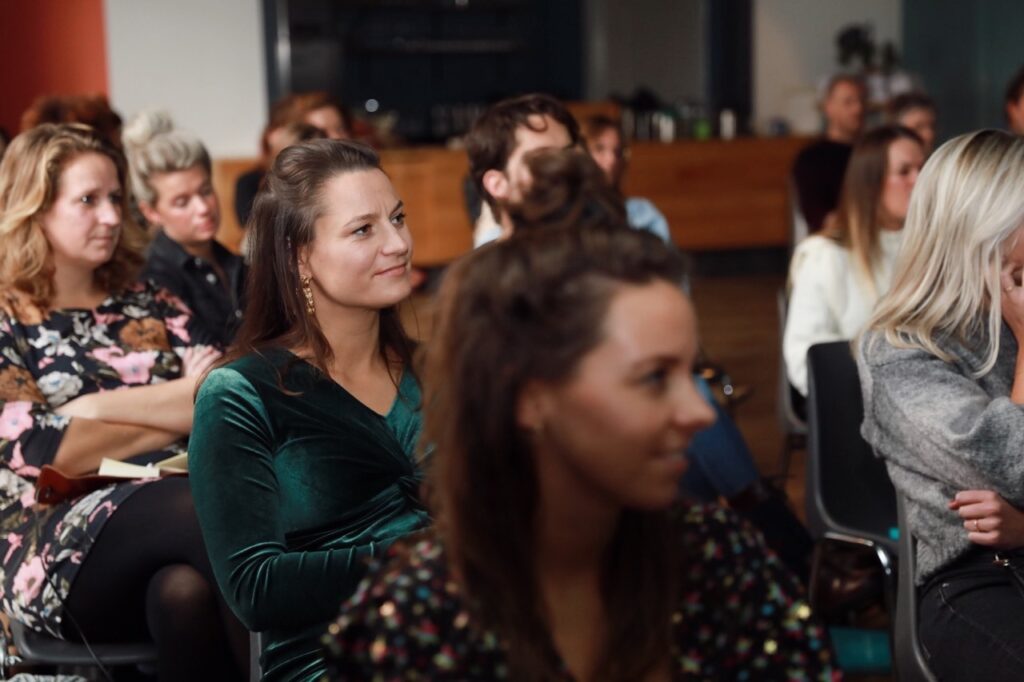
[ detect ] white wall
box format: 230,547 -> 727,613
105,0 -> 266,158
753,0 -> 902,133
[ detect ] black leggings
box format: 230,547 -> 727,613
63,477 -> 248,681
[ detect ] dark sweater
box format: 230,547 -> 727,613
141,231 -> 247,348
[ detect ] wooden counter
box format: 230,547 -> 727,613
623,137 -> 808,250
213,136 -> 808,264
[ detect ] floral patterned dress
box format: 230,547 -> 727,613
0,282 -> 205,637
324,504 -> 842,681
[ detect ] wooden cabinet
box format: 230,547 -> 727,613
623,137 -> 808,250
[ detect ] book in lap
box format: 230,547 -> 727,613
97,452 -> 188,479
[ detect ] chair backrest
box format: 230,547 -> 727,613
776,288 -> 807,434
894,493 -> 939,682
805,341 -> 898,552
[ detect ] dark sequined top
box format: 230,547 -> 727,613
322,504 -> 842,681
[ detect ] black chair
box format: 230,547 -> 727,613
893,493 -> 939,682
776,288 -> 807,482
805,340 -> 898,612
10,619 -> 156,672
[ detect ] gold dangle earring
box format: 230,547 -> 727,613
301,276 -> 315,315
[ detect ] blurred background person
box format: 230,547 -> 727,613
581,114 -> 672,244
20,93 -> 123,149
785,125 -> 925,398
1005,65 -> 1024,136
792,74 -> 868,233
235,121 -> 325,228
465,93 -> 579,247
124,111 -> 247,348
888,91 -> 938,155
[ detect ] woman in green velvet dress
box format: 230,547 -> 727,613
189,139 -> 428,681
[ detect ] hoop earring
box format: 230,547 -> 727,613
301,276 -> 315,315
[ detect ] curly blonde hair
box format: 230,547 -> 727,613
0,123 -> 147,309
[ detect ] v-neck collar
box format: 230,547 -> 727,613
279,348 -> 408,420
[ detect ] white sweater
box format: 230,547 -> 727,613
783,230 -> 904,395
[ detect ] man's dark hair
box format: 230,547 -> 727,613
465,93 -> 580,215
1005,66 -> 1024,106
888,91 -> 936,120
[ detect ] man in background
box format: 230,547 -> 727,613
791,74 -> 867,233
464,93 -> 580,246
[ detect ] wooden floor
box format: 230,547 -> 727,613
687,271 -> 810,513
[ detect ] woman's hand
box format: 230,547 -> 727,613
950,489 -> 1024,549
182,345 -> 221,378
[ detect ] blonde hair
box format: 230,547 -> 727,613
0,124 -> 146,308
122,110 -> 210,205
864,129 -> 1024,375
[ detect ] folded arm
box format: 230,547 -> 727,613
54,345 -> 220,433
190,368 -> 397,632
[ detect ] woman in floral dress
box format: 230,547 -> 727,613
0,123 -> 246,680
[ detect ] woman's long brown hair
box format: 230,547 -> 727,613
831,125 -> 923,296
422,225 -> 688,681
220,139 -> 414,382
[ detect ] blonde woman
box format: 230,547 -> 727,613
858,129 -> 1024,680
784,125 -> 925,396
0,124 -> 245,679
123,111 -> 246,347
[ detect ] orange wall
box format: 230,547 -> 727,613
0,0 -> 109,136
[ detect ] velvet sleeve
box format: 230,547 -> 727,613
0,315 -> 69,476
190,367 -> 385,632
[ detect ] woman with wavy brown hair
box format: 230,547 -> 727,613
190,138 -> 429,681
0,123 -> 246,679
324,224 -> 839,681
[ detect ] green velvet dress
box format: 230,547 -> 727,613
190,348 -> 429,682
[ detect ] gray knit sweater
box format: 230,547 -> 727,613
857,323 -> 1024,583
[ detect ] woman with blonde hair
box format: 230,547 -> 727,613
858,129 -> 1024,680
124,111 -> 247,347
784,125 -> 925,396
0,123 -> 245,679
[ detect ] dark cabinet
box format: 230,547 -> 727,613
265,0 -> 583,143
